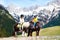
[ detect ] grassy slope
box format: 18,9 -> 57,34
32,26 -> 60,36
0,9 -> 15,37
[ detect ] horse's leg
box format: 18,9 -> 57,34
36,28 -> 40,36
24,27 -> 28,36
27,29 -> 32,36
36,30 -> 39,36
27,31 -> 29,36
36,30 -> 40,39
22,27 -> 25,36
23,27 -> 27,36
27,28 -> 30,36
36,22 -> 40,36
30,29 -> 32,36
12,31 -> 15,36
13,28 -> 17,37
22,31 -> 25,36
20,24 -> 24,36
14,31 -> 17,37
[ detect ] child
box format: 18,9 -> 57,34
20,14 -> 25,36
32,15 -> 38,27
17,15 -> 24,30
20,14 -> 24,25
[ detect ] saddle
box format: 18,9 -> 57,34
17,23 -> 23,28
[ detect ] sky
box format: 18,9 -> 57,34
0,0 -> 52,8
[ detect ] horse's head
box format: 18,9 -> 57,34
37,22 -> 40,24
14,23 -> 18,28
29,21 -> 34,24
36,22 -> 41,27
37,22 -> 42,28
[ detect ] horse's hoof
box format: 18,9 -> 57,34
13,35 -> 17,37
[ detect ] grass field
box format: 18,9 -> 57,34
0,26 -> 60,40
17,26 -> 60,36
32,26 -> 60,36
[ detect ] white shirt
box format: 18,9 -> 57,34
20,18 -> 24,24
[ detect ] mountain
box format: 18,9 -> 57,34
6,0 -> 60,26
47,0 -> 60,6
42,0 -> 60,28
0,5 -> 15,37
43,10 -> 60,28
6,0 -> 60,16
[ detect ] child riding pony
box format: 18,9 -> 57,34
32,15 -> 38,28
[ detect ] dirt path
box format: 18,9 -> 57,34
0,36 -> 60,40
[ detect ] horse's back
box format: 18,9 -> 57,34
23,22 -> 30,27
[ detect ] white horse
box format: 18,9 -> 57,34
17,22 -> 30,36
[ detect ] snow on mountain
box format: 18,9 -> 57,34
48,0 -> 60,6
7,3 -> 59,16
5,0 -> 60,26
7,6 -> 26,16
7,4 -> 40,16
7,4 -> 54,16
6,4 -> 60,21
6,0 -> 60,24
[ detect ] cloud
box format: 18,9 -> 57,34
0,0 -> 7,7
0,0 -> 53,7
0,0 -> 6,6
0,0 -> 4,4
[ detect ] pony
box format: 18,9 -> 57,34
13,21 -> 41,37
27,21 -> 41,36
13,22 -> 30,36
